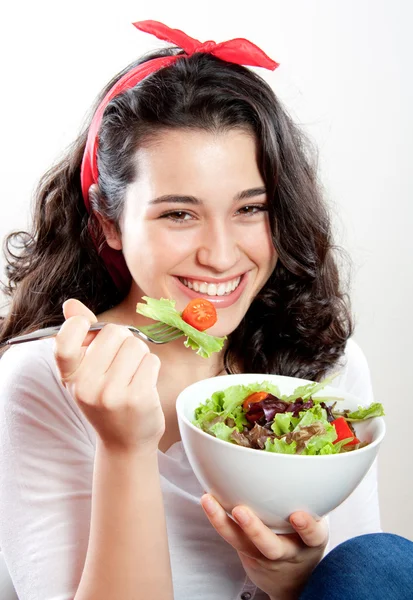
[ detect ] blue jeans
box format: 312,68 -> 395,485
300,533 -> 413,599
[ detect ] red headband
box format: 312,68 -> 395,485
80,20 -> 279,293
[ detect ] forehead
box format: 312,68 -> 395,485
130,128 -> 263,197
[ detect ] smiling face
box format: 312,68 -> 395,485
102,128 -> 278,337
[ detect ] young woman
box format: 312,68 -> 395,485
0,20 -> 411,600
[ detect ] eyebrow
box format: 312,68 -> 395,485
149,186 -> 267,205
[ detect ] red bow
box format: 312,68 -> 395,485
133,20 -> 279,70
80,21 -> 279,293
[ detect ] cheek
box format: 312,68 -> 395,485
122,224 -> 197,275
241,225 -> 277,271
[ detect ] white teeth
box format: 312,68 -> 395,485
179,276 -> 242,296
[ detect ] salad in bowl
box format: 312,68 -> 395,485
193,376 -> 384,455
176,373 -> 385,532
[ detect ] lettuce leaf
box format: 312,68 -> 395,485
271,412 -> 295,436
293,404 -> 328,429
265,437 -> 297,454
300,424 -> 337,454
209,421 -> 237,442
136,296 -> 226,358
317,438 -> 354,455
280,372 -> 339,402
193,391 -> 225,430
344,403 -> 385,421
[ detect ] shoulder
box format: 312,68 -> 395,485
1,337 -> 54,370
341,337 -> 370,374
0,338 -> 59,394
330,338 -> 374,403
0,339 -> 94,441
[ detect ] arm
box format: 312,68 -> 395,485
0,340 -> 172,600
55,300 -> 173,600
75,443 -> 172,600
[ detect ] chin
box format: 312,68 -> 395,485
206,319 -> 241,339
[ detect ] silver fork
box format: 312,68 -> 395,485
1,321 -> 184,347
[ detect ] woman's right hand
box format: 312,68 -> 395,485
54,298 -> 164,454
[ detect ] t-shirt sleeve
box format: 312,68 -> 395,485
0,340 -> 96,600
325,338 -> 382,552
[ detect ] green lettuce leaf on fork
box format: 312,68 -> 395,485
136,296 -> 226,359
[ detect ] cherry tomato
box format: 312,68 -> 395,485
242,391 -> 269,411
181,298 -> 217,331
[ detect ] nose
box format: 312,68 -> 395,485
196,219 -> 241,272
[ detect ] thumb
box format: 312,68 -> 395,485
62,299 -> 98,323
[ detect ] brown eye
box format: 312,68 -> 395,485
237,205 -> 267,216
160,211 -> 193,222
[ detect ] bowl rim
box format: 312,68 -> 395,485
176,373 -> 386,460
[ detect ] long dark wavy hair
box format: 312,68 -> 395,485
0,47 -> 353,380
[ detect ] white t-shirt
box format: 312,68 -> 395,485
0,337 -> 381,600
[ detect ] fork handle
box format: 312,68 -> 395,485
3,322 -> 109,346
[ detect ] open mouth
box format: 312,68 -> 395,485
178,276 -> 242,297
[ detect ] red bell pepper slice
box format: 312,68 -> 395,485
332,416 -> 360,447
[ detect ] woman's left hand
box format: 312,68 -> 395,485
200,494 -> 329,600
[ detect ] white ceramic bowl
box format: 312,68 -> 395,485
176,373 -> 385,533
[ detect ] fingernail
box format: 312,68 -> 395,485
291,515 -> 307,529
202,495 -> 217,516
233,508 -> 250,526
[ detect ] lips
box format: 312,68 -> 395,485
173,273 -> 248,308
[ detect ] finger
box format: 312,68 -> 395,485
231,505 -> 301,561
62,298 -> 98,323
128,351 -> 161,393
62,298 -> 98,346
105,336 -> 150,389
82,324 -> 134,374
289,512 -> 329,549
54,315 -> 96,381
200,495 -> 262,559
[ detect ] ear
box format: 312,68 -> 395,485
89,184 -> 122,251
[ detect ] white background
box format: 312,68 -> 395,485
0,1 -> 412,540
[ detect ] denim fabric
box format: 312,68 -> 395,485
300,533 -> 413,599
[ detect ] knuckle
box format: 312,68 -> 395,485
100,387 -> 123,408
73,381 -> 95,405
53,346 -> 73,364
103,323 -> 132,340
128,335 -> 150,354
101,323 -> 121,337
265,547 -> 283,561
248,525 -> 263,542
146,350 -> 160,364
305,523 -> 329,549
